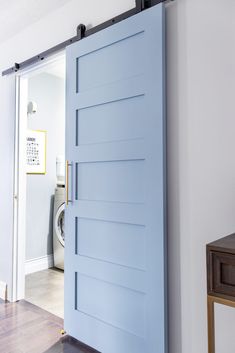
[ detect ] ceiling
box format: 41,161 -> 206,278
0,0 -> 72,43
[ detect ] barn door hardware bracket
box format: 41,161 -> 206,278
77,24 -> 86,40
136,0 -> 174,11
142,1 -> 154,9
14,63 -> 20,72
136,0 -> 153,11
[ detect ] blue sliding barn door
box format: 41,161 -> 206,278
65,4 -> 166,353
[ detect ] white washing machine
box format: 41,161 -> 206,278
53,186 -> 65,270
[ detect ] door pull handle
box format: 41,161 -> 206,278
66,160 -> 73,206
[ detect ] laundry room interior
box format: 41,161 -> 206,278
24,57 -> 66,318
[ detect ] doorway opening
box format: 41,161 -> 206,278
14,53 -> 66,319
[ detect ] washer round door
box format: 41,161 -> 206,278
55,203 -> 65,247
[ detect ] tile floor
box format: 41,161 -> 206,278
25,268 -> 64,318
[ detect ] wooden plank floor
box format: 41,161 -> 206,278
0,299 -> 98,353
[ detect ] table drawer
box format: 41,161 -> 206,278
208,251 -> 235,296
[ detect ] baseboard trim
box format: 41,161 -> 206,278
25,254 -> 54,275
0,281 -> 7,301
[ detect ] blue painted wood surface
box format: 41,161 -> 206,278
65,4 -> 166,353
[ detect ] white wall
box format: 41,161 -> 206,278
26,73 -> 65,261
167,1 -> 235,353
0,0 -> 235,352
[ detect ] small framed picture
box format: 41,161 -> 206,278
26,130 -> 46,174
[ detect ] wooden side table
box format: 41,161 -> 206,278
207,234 -> 235,353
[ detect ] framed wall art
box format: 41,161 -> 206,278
26,130 -> 47,174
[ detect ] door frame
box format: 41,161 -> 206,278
12,51 -> 66,302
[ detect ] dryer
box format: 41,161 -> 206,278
53,186 -> 65,270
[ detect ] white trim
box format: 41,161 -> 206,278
25,255 -> 54,275
12,75 -> 20,302
0,281 -> 7,301
12,76 -> 28,302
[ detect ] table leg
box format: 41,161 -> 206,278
207,295 -> 215,353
